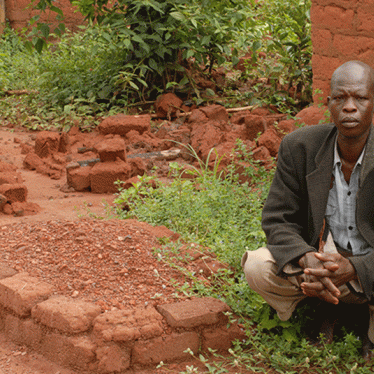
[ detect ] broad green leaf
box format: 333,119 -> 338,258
50,5 -> 64,16
186,49 -> 194,59
129,81 -> 139,90
148,58 -> 158,72
179,75 -> 189,86
34,38 -> 45,53
40,24 -> 50,39
170,11 -> 185,21
232,55 -> 240,66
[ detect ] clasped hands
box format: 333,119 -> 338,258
298,252 -> 357,304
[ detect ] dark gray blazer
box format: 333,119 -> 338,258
262,124 -> 374,300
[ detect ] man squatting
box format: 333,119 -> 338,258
241,60 -> 374,360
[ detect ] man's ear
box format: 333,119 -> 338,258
327,96 -> 331,105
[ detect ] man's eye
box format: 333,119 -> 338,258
357,96 -> 368,101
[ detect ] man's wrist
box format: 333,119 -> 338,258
297,252 -> 313,268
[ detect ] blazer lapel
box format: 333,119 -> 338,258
306,127 -> 336,244
360,125 -> 374,186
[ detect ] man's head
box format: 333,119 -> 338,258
328,60 -> 374,142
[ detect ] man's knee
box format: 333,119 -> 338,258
241,247 -> 278,292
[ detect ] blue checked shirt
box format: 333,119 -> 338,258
325,141 -> 373,256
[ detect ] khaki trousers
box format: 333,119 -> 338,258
241,247 -> 374,342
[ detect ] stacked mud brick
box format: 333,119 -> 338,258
0,267 -> 245,373
311,0 -> 374,102
0,162 -> 27,215
66,114 -> 151,193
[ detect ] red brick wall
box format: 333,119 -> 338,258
311,0 -> 374,103
5,0 -> 85,32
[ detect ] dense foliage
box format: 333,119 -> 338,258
29,0 -> 255,101
0,0 -> 312,130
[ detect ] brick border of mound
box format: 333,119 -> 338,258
0,267 -> 246,373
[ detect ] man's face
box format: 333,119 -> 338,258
328,66 -> 374,141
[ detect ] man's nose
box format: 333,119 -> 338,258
343,97 -> 357,112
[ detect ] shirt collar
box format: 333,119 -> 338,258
333,137 -> 366,168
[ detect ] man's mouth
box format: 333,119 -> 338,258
341,118 -> 359,127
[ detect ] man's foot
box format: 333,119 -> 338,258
362,334 -> 374,362
319,317 -> 336,345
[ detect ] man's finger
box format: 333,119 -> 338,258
319,289 -> 339,304
301,283 -> 339,304
304,268 -> 332,277
301,277 -> 340,296
320,276 -> 340,296
301,281 -> 325,292
322,261 -> 339,272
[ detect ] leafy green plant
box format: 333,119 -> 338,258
0,25 -> 126,130
238,0 -> 313,113
29,0 -> 256,104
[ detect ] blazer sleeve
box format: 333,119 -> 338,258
349,252 -> 374,300
262,135 -> 317,275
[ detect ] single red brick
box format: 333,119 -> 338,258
0,183 -> 28,203
4,314 -> 43,347
276,120 -> 297,137
252,146 -> 271,163
132,332 -> 200,365
128,157 -> 147,178
0,273 -> 54,317
202,324 -> 246,352
0,172 -> 23,185
357,9 -> 374,33
6,9 -> 28,22
0,161 -> 17,172
295,106 -> 328,127
98,114 -> 151,136
244,115 -> 266,140
188,109 -> 209,124
2,203 -> 13,215
35,131 -> 60,158
23,153 -> 44,171
32,296 -> 101,334
89,159 -> 132,193
0,264 -> 17,280
333,35 -> 374,59
311,5 -> 354,30
96,344 -> 131,373
157,297 -> 230,328
257,128 -> 282,157
311,55 -> 342,81
155,93 -> 183,118
357,50 -> 374,67
42,333 -> 97,371
311,0 -> 356,9
93,307 -> 163,342
311,29 -> 333,56
200,105 -> 229,123
94,136 -> 126,162
67,165 -> 91,191
190,121 -> 224,160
